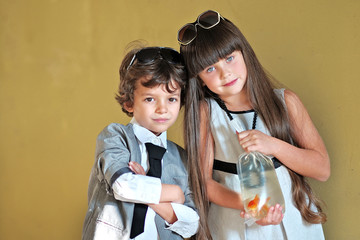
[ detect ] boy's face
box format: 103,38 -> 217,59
125,77 -> 181,136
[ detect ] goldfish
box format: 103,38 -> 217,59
247,195 -> 271,218
247,194 -> 260,211
259,197 -> 271,215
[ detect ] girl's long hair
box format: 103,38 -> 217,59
181,16 -> 326,240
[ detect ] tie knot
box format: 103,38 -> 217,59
145,142 -> 166,160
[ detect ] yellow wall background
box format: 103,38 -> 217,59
1,0 -> 359,239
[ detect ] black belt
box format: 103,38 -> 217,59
213,157 -> 282,174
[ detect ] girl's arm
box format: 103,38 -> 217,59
199,102 -> 243,210
238,89 -> 330,181
200,101 -> 283,225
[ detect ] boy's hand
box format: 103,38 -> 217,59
128,161 -> 146,175
128,163 -> 185,204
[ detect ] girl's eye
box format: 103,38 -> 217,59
169,97 -> 178,103
145,97 -> 154,102
206,66 -> 215,73
226,55 -> 234,62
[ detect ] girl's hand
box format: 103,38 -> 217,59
240,204 -> 284,226
237,130 -> 278,155
128,161 -> 146,175
256,204 -> 284,226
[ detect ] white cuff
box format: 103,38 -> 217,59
112,173 -> 162,204
165,203 -> 199,238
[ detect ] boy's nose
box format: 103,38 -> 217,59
156,101 -> 168,114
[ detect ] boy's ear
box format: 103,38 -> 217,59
124,101 -> 134,113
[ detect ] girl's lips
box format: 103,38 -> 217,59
224,78 -> 237,87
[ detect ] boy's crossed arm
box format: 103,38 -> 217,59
128,161 -> 185,223
113,161 -> 193,223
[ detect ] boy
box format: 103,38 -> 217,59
82,47 -> 199,239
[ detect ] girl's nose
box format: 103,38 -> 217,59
220,64 -> 231,80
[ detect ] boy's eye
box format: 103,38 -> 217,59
145,97 -> 154,102
226,55 -> 234,62
206,66 -> 215,73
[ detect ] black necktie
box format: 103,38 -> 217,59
130,143 -> 166,239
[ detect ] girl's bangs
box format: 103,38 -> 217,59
182,21 -> 242,77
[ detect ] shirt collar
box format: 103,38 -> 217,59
131,118 -> 167,149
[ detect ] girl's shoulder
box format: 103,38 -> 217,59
282,89 -> 309,118
273,88 -> 303,110
283,89 -> 303,107
274,88 -> 285,100
200,99 -> 211,114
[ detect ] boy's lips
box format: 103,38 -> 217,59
223,78 -> 237,87
153,118 -> 169,123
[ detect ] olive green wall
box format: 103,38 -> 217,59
0,0 -> 359,239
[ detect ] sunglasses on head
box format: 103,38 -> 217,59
127,47 -> 182,70
177,10 -> 224,46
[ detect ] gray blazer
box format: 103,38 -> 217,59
82,123 -> 196,240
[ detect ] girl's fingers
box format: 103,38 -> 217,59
237,130 -> 250,139
255,204 -> 284,226
268,204 -> 283,224
240,211 -> 250,218
274,205 -> 284,222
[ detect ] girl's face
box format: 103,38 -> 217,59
198,50 -> 247,100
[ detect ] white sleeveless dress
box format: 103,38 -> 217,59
207,89 -> 325,240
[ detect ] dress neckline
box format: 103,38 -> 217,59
213,98 -> 258,130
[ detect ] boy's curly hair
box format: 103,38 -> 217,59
115,45 -> 187,117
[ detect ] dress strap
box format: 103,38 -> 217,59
213,158 -> 282,174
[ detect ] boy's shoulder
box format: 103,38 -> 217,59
99,122 -> 133,135
166,140 -> 187,161
97,123 -> 136,143
166,139 -> 185,152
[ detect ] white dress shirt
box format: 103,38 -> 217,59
112,119 -> 199,239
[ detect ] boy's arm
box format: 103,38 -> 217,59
154,145 -> 199,238
158,184 -> 185,204
147,183 -> 199,238
112,172 -> 162,204
148,184 -> 184,224
130,160 -> 199,238
112,163 -> 185,205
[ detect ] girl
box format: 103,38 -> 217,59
177,10 -> 330,240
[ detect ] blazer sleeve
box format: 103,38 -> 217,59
177,145 -> 197,211
162,142 -> 197,210
94,123 -> 134,191
155,142 -> 199,238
